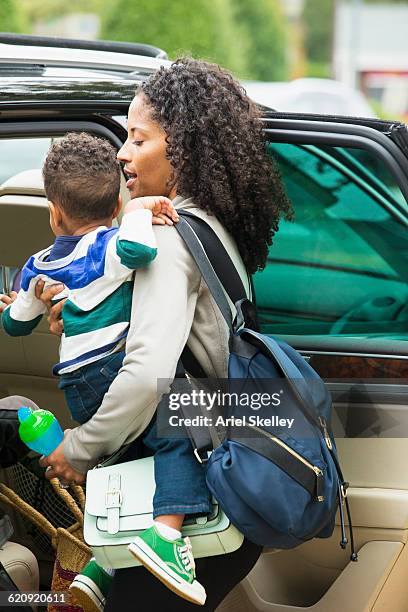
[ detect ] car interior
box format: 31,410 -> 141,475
0,123 -> 408,611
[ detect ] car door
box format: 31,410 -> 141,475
229,114 -> 408,612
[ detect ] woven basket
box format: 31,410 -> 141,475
8,458 -> 83,556
0,479 -> 91,612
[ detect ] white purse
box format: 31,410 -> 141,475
84,455 -> 244,569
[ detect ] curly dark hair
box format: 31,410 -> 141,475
43,132 -> 120,222
139,58 -> 292,273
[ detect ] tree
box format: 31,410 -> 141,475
19,0 -> 106,24
100,0 -> 247,76
0,0 -> 25,33
302,0 -> 334,66
232,0 -> 288,81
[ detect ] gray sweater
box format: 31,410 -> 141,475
64,196 -> 249,473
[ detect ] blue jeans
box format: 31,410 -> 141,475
58,351 -> 211,518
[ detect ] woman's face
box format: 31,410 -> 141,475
117,94 -> 176,199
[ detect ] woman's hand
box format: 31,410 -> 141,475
35,280 -> 66,336
39,430 -> 86,485
0,291 -> 17,314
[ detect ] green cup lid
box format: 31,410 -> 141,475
18,407 -> 55,444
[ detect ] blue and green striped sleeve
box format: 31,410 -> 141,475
116,239 -> 157,268
116,208 -> 158,270
1,306 -> 43,337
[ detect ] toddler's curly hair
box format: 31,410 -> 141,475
43,132 -> 120,221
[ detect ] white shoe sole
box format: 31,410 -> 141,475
69,574 -> 106,612
128,539 -> 206,606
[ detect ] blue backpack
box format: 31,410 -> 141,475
176,212 -> 357,561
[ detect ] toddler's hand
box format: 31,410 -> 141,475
0,291 -> 17,314
125,196 -> 179,225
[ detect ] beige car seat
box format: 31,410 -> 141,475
0,541 -> 39,593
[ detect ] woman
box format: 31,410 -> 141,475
37,58 -> 292,610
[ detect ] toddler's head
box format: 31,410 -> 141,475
42,132 -> 121,235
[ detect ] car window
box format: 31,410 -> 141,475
342,146 -> 407,208
253,143 -> 408,340
0,138 -> 52,185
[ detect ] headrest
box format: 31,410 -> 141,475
0,169 -> 52,267
0,169 -> 45,197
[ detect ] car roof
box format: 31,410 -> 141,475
0,42 -> 170,74
0,65 -> 141,105
0,35 -> 171,105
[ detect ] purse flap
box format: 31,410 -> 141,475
86,456 -> 155,519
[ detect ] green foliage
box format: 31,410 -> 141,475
302,0 -> 334,65
19,0 -> 106,25
0,0 -> 25,33
232,0 -> 288,81
16,0 -> 289,81
305,61 -> 332,79
100,0 -> 246,76
101,0 -> 288,80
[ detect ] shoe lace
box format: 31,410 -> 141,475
178,537 -> 195,572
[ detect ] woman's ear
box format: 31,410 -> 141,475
113,195 -> 122,220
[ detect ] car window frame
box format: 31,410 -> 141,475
262,120 -> 408,218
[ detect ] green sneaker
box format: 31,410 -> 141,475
128,525 -> 206,606
69,559 -> 112,612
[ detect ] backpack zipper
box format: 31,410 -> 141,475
248,424 -> 324,502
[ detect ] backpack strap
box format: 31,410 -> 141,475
178,211 -> 248,304
176,214 -> 262,460
176,216 -> 233,331
175,216 -> 238,459
178,212 -> 259,333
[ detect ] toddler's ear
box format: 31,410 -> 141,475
48,200 -> 62,231
113,195 -> 122,219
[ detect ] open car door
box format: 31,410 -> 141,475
231,113 -> 408,612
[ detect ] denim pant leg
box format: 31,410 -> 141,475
143,421 -> 212,519
58,351 -> 126,424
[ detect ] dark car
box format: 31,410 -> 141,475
1,34 -> 408,612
